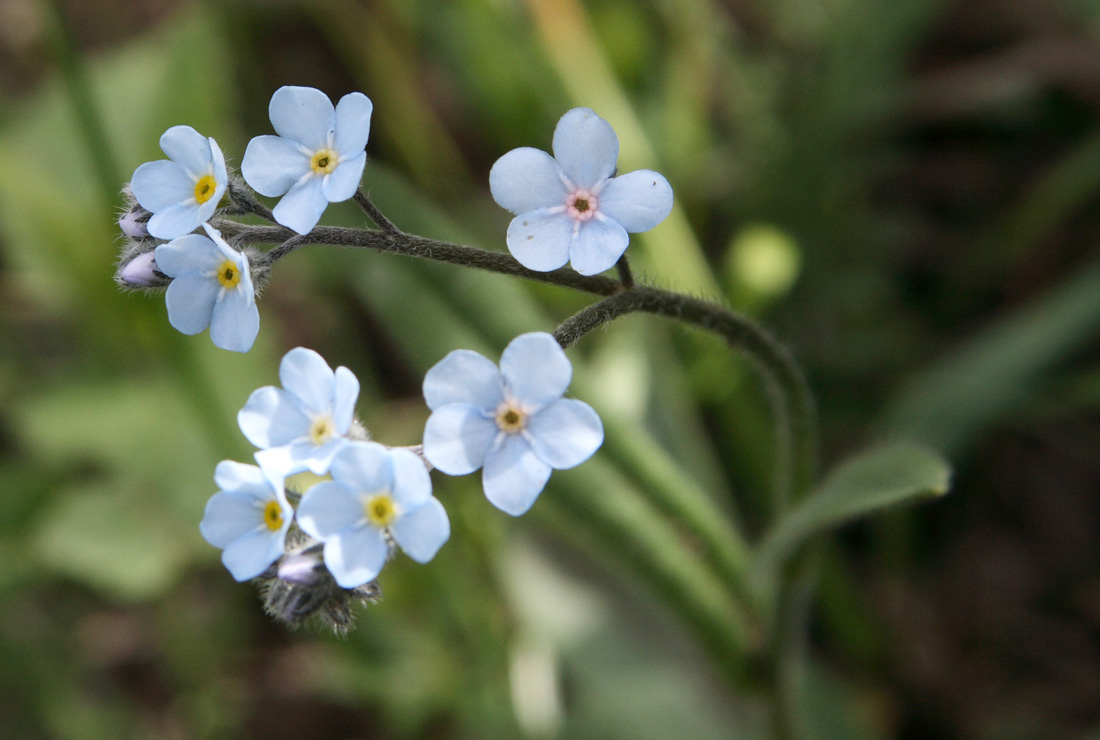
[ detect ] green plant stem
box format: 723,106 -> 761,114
221,217 -> 817,499
555,289 -> 817,506
540,463 -> 758,688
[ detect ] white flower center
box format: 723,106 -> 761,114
309,415 -> 335,446
566,189 -> 598,222
495,400 -> 528,434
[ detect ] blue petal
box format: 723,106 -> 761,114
527,398 -> 603,469
159,125 -> 212,177
568,217 -> 629,276
211,137 -> 228,184
164,272 -> 218,335
154,235 -> 220,277
506,209 -> 573,272
269,86 -> 334,151
596,170 -> 673,233
241,135 -> 311,197
296,481 -> 363,540
213,460 -> 269,498
222,528 -> 284,581
200,489 -> 263,548
423,403 -> 499,475
333,92 -> 373,155
333,366 -> 360,433
253,446 -> 297,478
482,434 -> 552,516
238,387 -> 310,448
489,147 -> 568,215
389,448 -> 432,509
324,526 -> 388,587
499,332 -> 571,410
329,441 -> 392,493
210,285 -> 260,353
131,160 -> 192,211
279,347 -> 334,416
551,108 -> 618,190
147,203 -> 203,240
322,151 -> 365,202
391,498 -> 449,563
422,349 -> 503,411
288,435 -> 349,475
273,177 -> 328,235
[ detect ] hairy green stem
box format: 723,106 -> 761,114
554,289 -> 817,506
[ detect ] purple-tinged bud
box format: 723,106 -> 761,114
118,209 -> 150,239
277,551 -> 325,585
116,250 -> 168,288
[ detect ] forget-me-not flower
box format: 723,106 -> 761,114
130,125 -> 228,240
422,332 -> 603,516
296,442 -> 450,588
238,347 -> 361,476
154,223 -> 259,352
241,86 -> 373,235
489,108 -> 674,276
199,459 -> 295,582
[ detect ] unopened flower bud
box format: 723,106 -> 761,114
116,250 -> 168,288
277,550 -> 325,585
118,209 -> 150,239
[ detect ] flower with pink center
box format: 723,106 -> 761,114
489,108 -> 673,276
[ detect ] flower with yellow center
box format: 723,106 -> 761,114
200,459 -> 294,582
242,86 -> 374,235
130,125 -> 228,240
154,224 -> 259,353
240,347 -> 362,477
296,442 -> 450,588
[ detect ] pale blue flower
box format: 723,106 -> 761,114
130,125 -> 228,240
422,332 -> 603,516
241,86 -> 373,235
296,442 -> 450,588
238,347 -> 361,476
489,108 -> 674,276
154,223 -> 259,352
199,459 -> 294,582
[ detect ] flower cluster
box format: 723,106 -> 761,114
117,88 -> 672,353
116,88 -> 650,628
199,340 -> 602,628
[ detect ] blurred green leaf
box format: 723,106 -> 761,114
880,258 -> 1100,456
755,443 -> 950,577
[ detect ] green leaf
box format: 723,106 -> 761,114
879,258 -> 1100,456
756,443 -> 951,575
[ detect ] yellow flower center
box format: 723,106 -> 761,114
365,494 -> 397,528
310,149 -> 339,175
309,416 -> 335,446
263,500 -> 284,531
495,402 -> 527,434
194,174 -> 217,204
216,260 -> 240,288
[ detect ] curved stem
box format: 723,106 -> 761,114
554,287 -> 817,505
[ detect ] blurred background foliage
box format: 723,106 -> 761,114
1,0 -> 1099,738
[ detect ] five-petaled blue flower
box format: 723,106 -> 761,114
238,347 -> 361,476
296,442 -> 450,588
489,108 -> 674,276
241,86 -> 373,235
422,332 -> 604,516
154,223 -> 259,352
199,459 -> 295,581
130,125 -> 228,240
